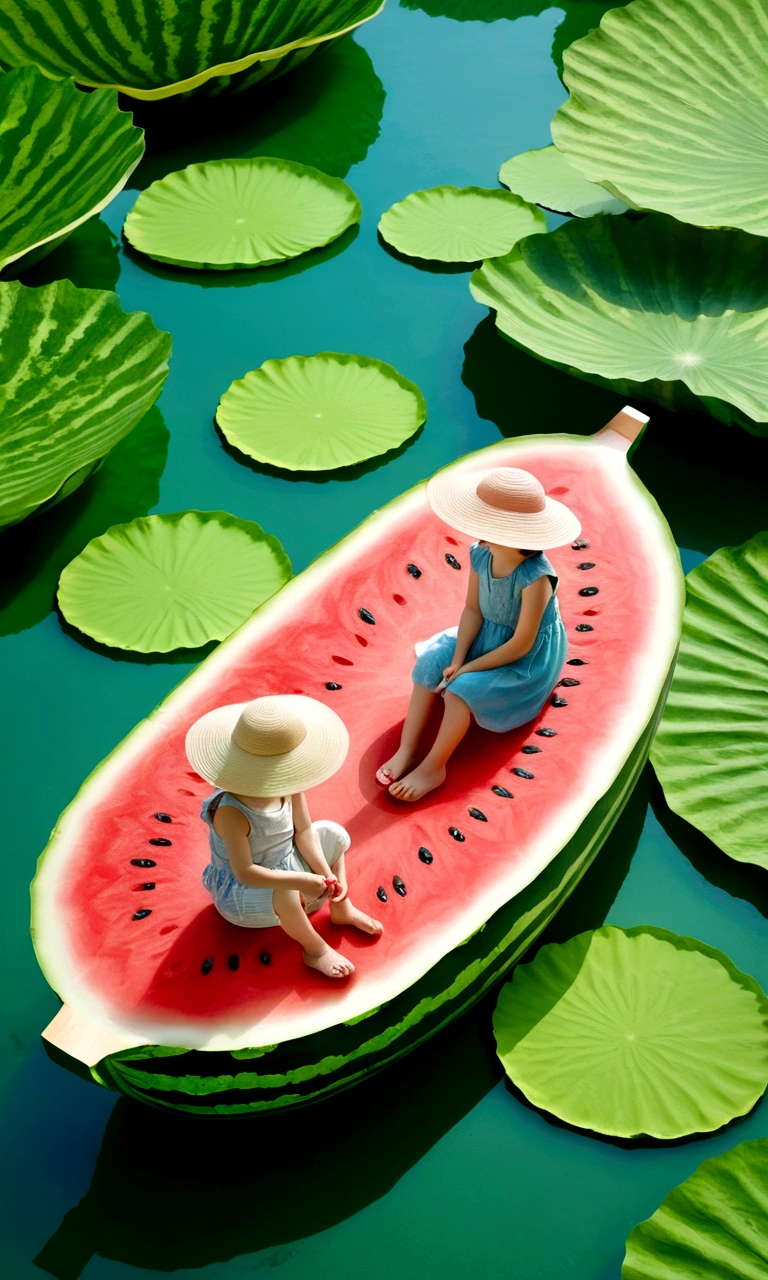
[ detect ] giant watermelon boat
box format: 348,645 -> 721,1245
35,410 -> 683,1115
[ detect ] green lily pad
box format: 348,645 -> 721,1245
378,186 -> 546,263
217,352 -> 426,471
124,158 -> 361,271
58,511 -> 292,652
651,535 -> 768,872
0,280 -> 171,530
552,0 -> 768,238
622,1137 -> 768,1279
0,67 -> 143,274
0,0 -> 383,99
493,925 -> 768,1139
470,212 -> 768,434
499,145 -> 629,217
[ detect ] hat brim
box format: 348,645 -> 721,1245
185,695 -> 349,797
427,472 -> 581,549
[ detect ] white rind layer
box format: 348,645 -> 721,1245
32,433 -> 684,1051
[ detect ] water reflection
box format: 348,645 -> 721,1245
20,217 -> 121,293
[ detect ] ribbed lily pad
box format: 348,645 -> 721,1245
552,0 -> 768,238
124,158 -> 360,271
217,352 -> 426,471
499,145 -> 628,218
470,213 -> 768,434
651,535 -> 768,872
0,67 -> 143,274
378,186 -> 546,263
0,0 -> 383,99
622,1137 -> 768,1279
493,925 -> 768,1139
0,280 -> 171,530
58,511 -> 292,652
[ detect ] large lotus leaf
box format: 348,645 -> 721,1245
552,0 -> 768,238
622,1137 -> 768,1279
217,352 -> 426,471
0,0 -> 383,100
470,213 -> 768,435
58,511 -> 292,652
124,158 -> 360,271
493,925 -> 768,1140
0,280 -> 171,530
0,67 -> 142,275
499,146 -> 628,218
378,186 -> 545,263
651,536 -> 768,872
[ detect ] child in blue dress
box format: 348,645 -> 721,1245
377,466 -> 581,801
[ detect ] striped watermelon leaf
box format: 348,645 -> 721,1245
0,281 -> 171,530
0,0 -> 384,100
0,67 -> 143,274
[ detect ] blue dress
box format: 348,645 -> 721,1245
411,542 -> 567,732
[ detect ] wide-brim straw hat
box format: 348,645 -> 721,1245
185,694 -> 349,797
427,466 -> 581,550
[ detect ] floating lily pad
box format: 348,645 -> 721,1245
499,146 -> 628,218
651,535 -> 768,872
58,511 -> 292,652
378,186 -> 545,263
470,212 -> 768,434
552,0 -> 768,237
217,352 -> 426,471
0,0 -> 383,99
622,1137 -> 768,1279
0,280 -> 171,530
493,925 -> 768,1139
0,67 -> 143,274
124,158 -> 361,271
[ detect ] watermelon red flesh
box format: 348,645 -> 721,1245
33,433 -> 682,1051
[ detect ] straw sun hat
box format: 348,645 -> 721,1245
185,695 -> 349,797
427,466 -> 581,550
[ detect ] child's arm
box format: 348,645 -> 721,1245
444,567 -> 483,679
292,792 -> 347,902
213,805 -> 327,897
448,577 -> 552,678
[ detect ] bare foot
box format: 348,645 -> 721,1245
303,944 -> 355,979
376,746 -> 416,786
389,762 -> 446,801
330,898 -> 383,936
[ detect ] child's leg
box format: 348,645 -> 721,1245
376,682 -> 438,784
272,889 -> 354,978
389,691 -> 471,801
303,822 -> 383,936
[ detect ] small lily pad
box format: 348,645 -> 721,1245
378,185 -> 546,263
493,925 -> 768,1139
123,157 -> 361,270
217,352 -> 426,472
58,511 -> 292,652
499,145 -> 629,218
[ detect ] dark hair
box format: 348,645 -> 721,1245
518,549 -> 539,558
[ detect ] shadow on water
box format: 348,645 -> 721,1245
19,217 -> 121,293
215,420 -> 425,485
128,34 -> 385,189
377,231 -> 478,275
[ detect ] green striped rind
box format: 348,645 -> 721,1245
0,280 -> 171,529
552,0 -> 768,239
0,0 -> 384,100
88,672 -> 669,1114
0,67 -> 143,274
621,1137 -> 768,1279
651,535 -> 768,871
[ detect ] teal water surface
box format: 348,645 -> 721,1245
1,4 -> 767,1278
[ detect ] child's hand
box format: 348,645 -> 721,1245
442,663 -> 462,686
298,873 -> 331,899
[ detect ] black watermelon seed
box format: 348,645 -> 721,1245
575,624 -> 593,632
418,846 -> 434,864
358,608 -> 376,625
377,886 -> 389,902
449,827 -> 466,842
132,909 -> 152,920
572,539 -> 590,550
512,768 -> 534,780
149,837 -> 172,846
406,563 -> 422,578
325,682 -> 342,691
260,952 -> 271,966
154,812 -> 172,823
138,882 -> 156,891
557,678 -> 581,688
131,858 -> 156,868
468,807 -> 488,822
445,553 -> 461,570
536,727 -> 557,737
393,876 -> 407,897
228,954 -> 240,971
551,696 -> 569,707
577,562 -> 595,570
579,586 -> 599,597
201,957 -> 214,975
567,658 -> 588,666
522,745 -> 541,754
492,785 -> 513,798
